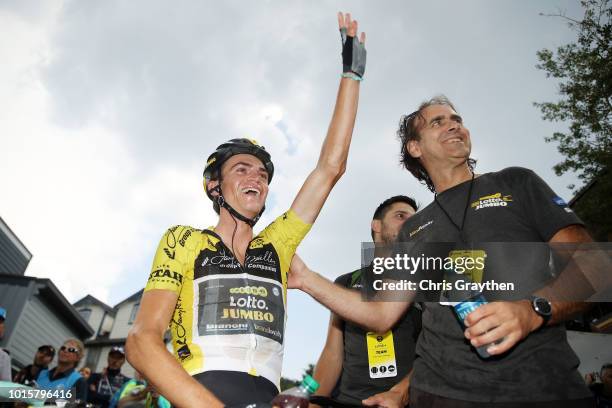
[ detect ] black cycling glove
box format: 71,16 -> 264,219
340,27 -> 366,78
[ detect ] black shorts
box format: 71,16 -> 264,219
193,370 -> 279,406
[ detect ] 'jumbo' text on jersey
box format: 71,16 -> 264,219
145,210 -> 311,389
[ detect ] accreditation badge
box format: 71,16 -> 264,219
439,249 -> 487,305
366,331 -> 397,379
449,249 -> 486,283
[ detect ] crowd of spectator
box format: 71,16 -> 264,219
0,305 -> 169,407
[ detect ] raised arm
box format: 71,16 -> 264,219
291,12 -> 366,223
125,290 -> 223,408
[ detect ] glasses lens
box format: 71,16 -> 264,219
60,346 -> 78,354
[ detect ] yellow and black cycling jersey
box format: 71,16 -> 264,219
145,209 -> 311,389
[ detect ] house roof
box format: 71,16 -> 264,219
0,273 -> 94,338
84,337 -> 127,347
568,177 -> 598,208
0,217 -> 33,276
114,289 -> 144,309
35,277 -> 95,338
73,294 -> 114,314
568,168 -> 608,208
0,217 -> 32,262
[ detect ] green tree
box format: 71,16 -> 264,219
279,363 -> 315,391
280,376 -> 300,391
303,363 -> 315,377
535,0 -> 612,240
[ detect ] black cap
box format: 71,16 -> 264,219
38,345 -> 56,357
109,346 -> 125,356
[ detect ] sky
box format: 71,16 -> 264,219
0,0 -> 586,380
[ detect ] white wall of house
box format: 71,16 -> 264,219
81,346 -> 102,372
566,330 -> 612,375
77,292 -> 144,379
100,314 -> 115,336
77,305 -> 106,339
109,300 -> 140,339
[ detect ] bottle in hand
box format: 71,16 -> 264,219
453,293 -> 494,358
271,375 -> 319,408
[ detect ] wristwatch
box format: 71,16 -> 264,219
531,296 -> 552,329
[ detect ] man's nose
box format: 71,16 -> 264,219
246,170 -> 259,181
446,120 -> 460,132
247,170 -> 266,183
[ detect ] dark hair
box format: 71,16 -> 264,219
397,95 -> 476,192
371,195 -> 418,240
38,345 -> 56,357
602,363 -> 612,375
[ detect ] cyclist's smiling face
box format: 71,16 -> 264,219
407,104 -> 471,169
220,154 -> 269,217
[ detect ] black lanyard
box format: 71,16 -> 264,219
434,172 -> 475,243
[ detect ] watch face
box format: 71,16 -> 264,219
535,298 -> 552,315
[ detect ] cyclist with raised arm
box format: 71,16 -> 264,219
126,12 -> 367,408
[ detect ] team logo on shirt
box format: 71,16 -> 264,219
173,297 -> 192,361
553,196 -> 567,206
471,193 -> 512,210
148,267 -> 184,286
552,196 -> 574,213
408,220 -> 434,237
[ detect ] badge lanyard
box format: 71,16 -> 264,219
434,172 -> 475,244
435,172 -> 477,305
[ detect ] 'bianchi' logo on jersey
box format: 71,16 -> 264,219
471,193 -> 512,210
